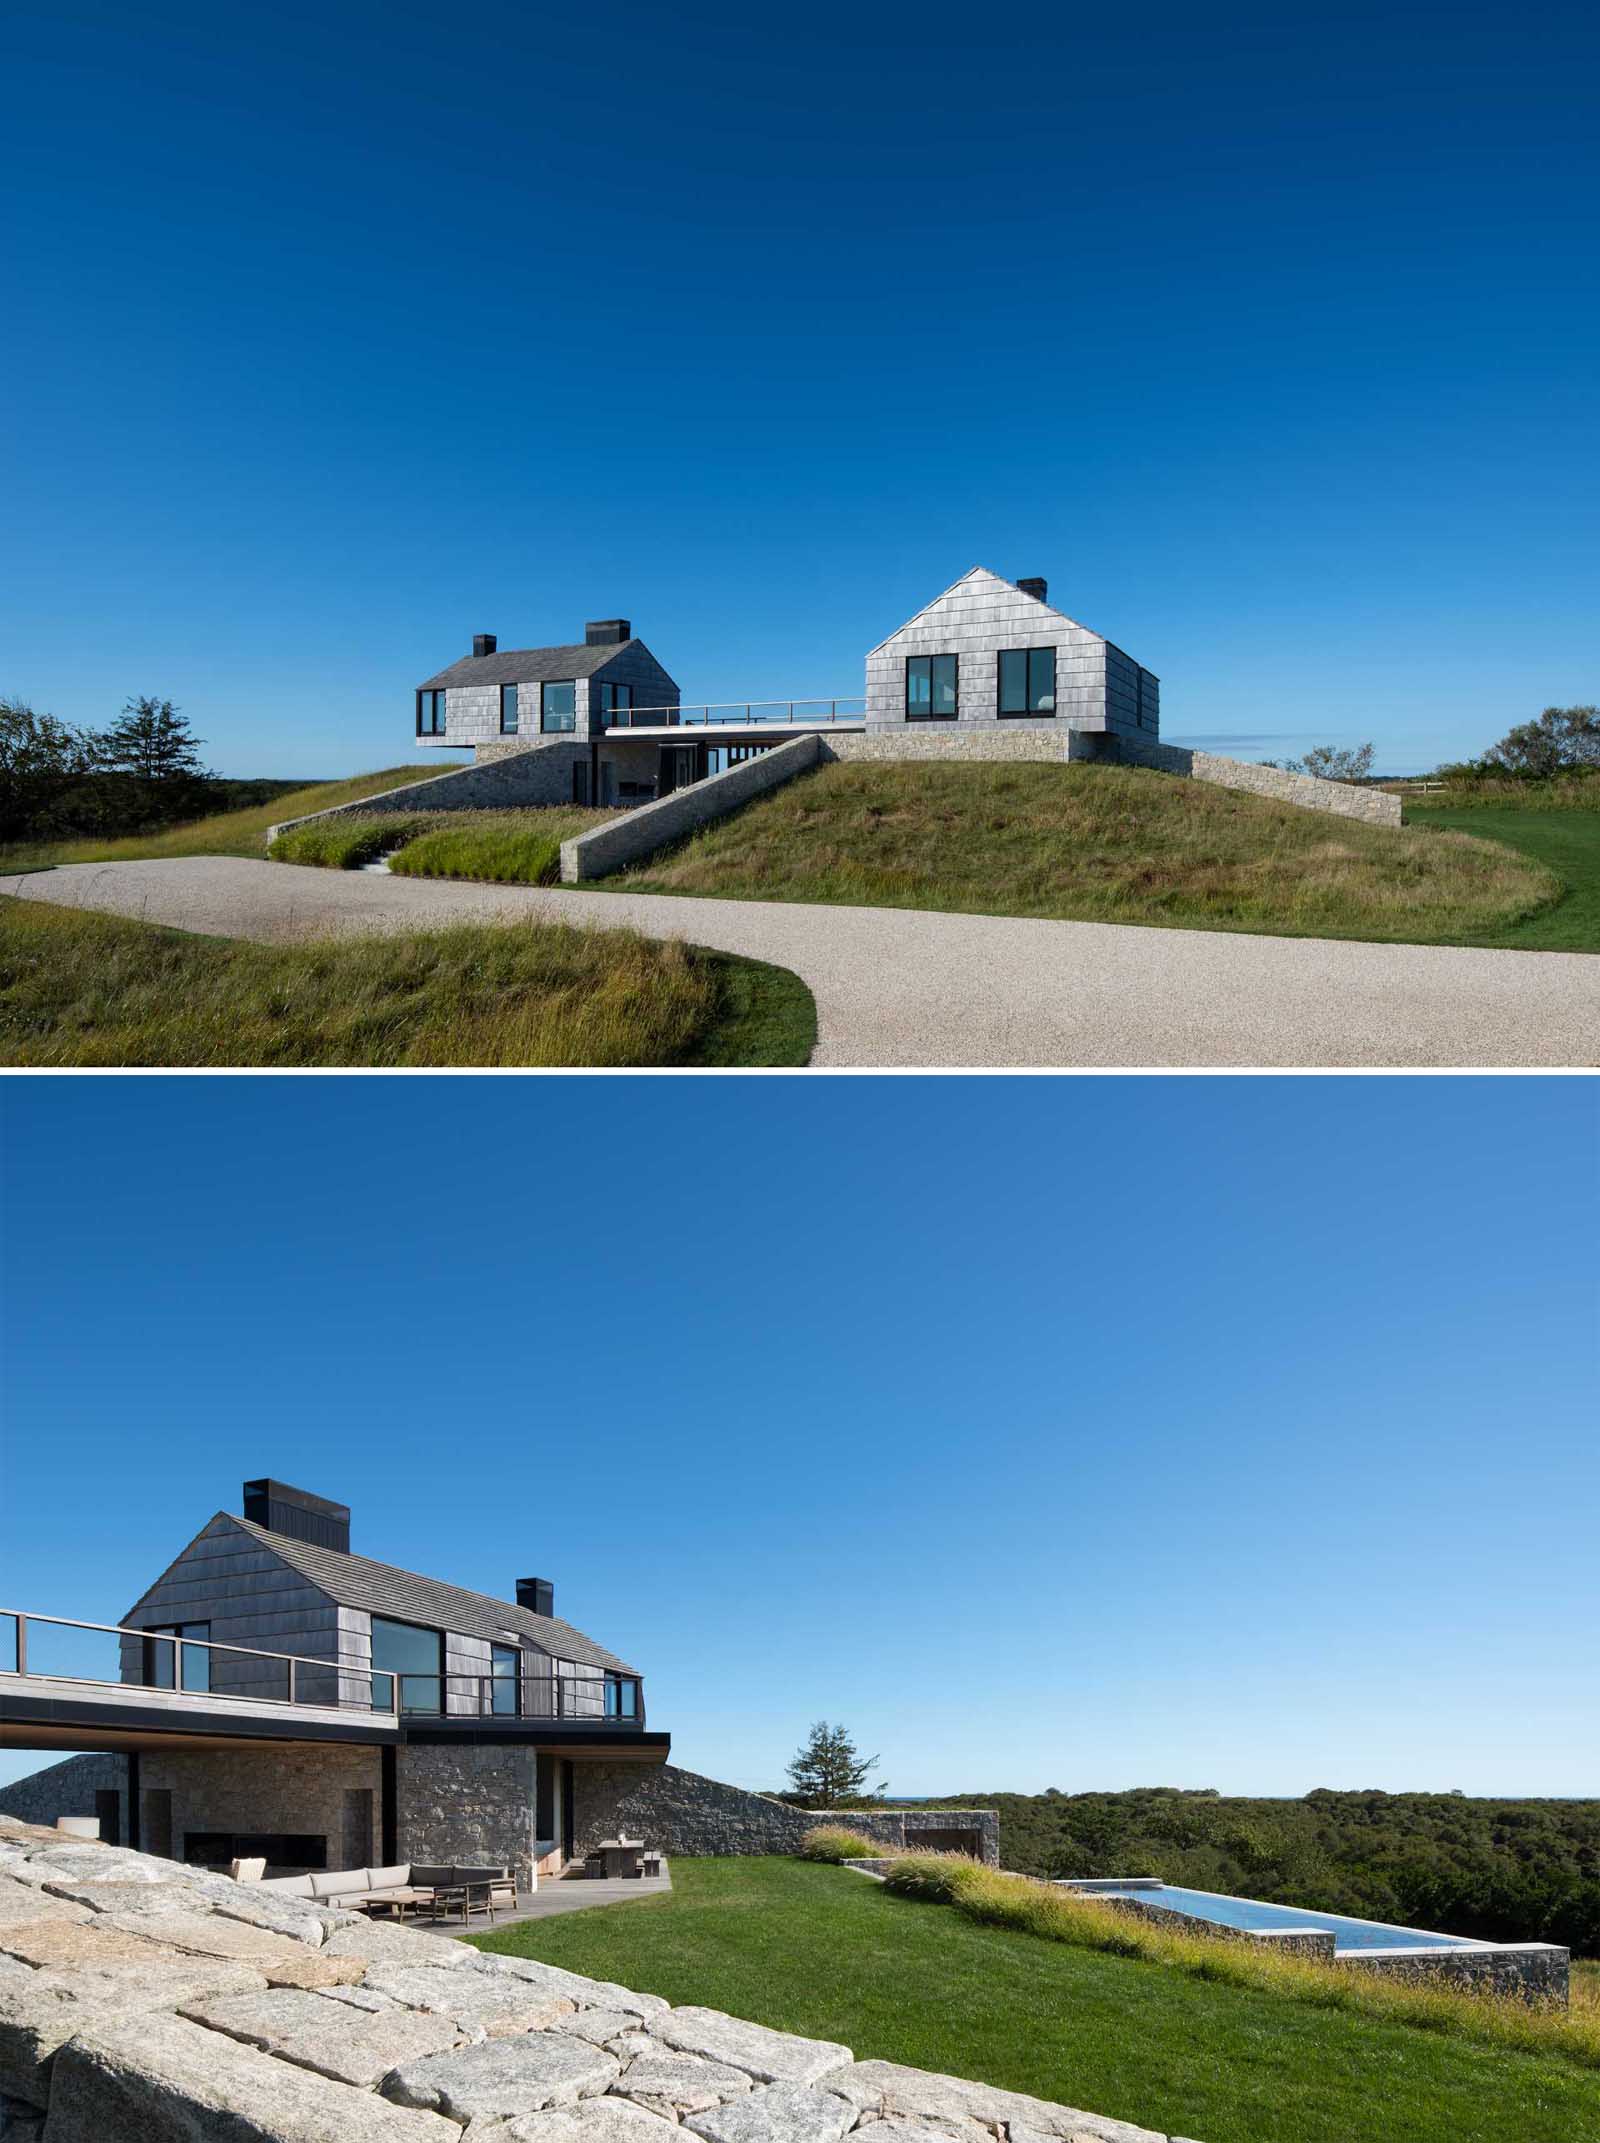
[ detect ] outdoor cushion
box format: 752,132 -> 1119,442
229,1857 -> 267,1884
310,1869 -> 372,1900
409,1865 -> 454,1888
366,1865 -> 411,1889
258,1874 -> 317,1896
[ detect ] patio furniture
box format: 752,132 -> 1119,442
597,1837 -> 643,1879
583,1852 -> 605,1878
228,1857 -> 267,1884
257,1862 -> 512,1921
639,1851 -> 662,1878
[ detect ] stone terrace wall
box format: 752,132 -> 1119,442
561,734 -> 822,882
1113,736 -> 1403,826
0,1757 -> 127,1840
0,1814 -> 1187,2143
571,1765 -> 999,1867
268,741 -> 587,843
396,1746 -> 537,1889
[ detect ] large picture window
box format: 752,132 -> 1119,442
906,654 -> 957,721
596,681 -> 633,728
541,681 -> 577,733
500,683 -> 520,735
416,689 -> 447,736
144,1622 -> 210,1694
370,1617 -> 442,1714
998,647 -> 1056,717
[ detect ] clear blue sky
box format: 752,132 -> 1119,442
5,0 -> 1596,779
1,1074 -> 1595,1798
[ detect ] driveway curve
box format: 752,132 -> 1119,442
4,856 -> 1596,1068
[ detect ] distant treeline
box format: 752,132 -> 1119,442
876,1789 -> 1600,1956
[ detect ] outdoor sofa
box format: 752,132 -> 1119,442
253,1861 -> 517,1921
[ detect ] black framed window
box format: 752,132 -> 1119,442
604,1675 -> 640,1719
490,1643 -> 520,1716
370,1616 -> 442,1714
998,647 -> 1056,717
906,654 -> 957,721
144,1622 -> 210,1694
541,680 -> 576,733
416,689 -> 447,736
597,681 -> 633,728
500,683 -> 520,735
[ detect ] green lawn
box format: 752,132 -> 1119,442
1402,807 -> 1600,952
608,761 -> 1568,950
468,1858 -> 1600,2143
0,899 -> 814,1067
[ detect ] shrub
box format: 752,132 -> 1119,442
876,1856 -> 1600,2067
270,814 -> 423,868
800,1825 -> 887,1864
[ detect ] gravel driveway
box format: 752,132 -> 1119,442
5,856 -> 1597,1068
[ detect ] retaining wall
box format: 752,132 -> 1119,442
560,733 -> 823,882
569,1763 -> 999,1865
1112,736 -> 1403,826
267,743 -> 586,844
0,1756 -> 127,1840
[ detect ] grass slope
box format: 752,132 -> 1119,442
0,900 -> 813,1067
1402,806 -> 1600,953
0,765 -> 461,873
611,762 -> 1561,950
470,1859 -> 1598,2143
388,808 -> 619,886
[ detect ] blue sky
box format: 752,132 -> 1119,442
1,1074 -> 1595,1798
5,0 -> 1596,778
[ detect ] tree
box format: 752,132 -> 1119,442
1280,742 -> 1376,783
786,1722 -> 885,1809
0,698 -> 97,840
95,696 -> 208,781
1482,705 -> 1600,777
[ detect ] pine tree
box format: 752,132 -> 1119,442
96,696 -> 208,781
785,1722 -> 885,1809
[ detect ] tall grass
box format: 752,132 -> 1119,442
0,898 -> 723,1066
388,808 -> 618,887
268,814 -> 429,868
800,1826 -> 888,1863
0,766 -> 464,873
1395,775 -> 1600,811
619,761 -> 1559,946
882,1854 -> 1597,2069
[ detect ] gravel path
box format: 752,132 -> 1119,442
6,856 -> 1597,1067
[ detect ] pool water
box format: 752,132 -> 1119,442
1087,1883 -> 1477,1952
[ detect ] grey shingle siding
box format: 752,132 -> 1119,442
420,640 -> 679,752
418,642 -> 630,691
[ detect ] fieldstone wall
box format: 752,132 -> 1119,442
0,1757 -> 127,1840
1114,735 -> 1402,826
396,1746 -> 536,1888
138,1745 -> 381,1870
267,742 -> 588,844
561,734 -> 822,882
1348,1942 -> 1570,2001
570,1765 -> 999,1867
0,1813 -> 1188,2143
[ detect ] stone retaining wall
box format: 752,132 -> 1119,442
1111,736 -> 1403,826
560,735 -> 823,882
267,743 -> 587,844
570,1765 -> 999,1867
0,1757 -> 127,1841
0,1814 -> 1188,2143
396,1746 -> 537,1890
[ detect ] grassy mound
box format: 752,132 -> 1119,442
388,808 -> 616,887
469,1855 -> 1598,2143
1,766 -> 461,873
269,814 -> 429,868
615,761 -> 1559,947
881,1853 -> 1596,2068
0,898 -> 813,1067
1401,805 -> 1600,954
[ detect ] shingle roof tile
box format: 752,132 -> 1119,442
417,642 -> 640,691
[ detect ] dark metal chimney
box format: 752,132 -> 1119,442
516,1577 -> 555,1618
472,633 -> 498,657
584,619 -> 631,646
1017,577 -> 1048,603
243,1479 -> 351,1554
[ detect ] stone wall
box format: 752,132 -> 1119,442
0,1756 -> 127,1840
0,1812 -> 1190,2143
396,1746 -> 536,1888
267,742 -> 589,843
560,734 -> 822,881
1103,1894 -> 1335,1961
569,1764 -> 999,1867
1115,735 -> 1402,826
138,1744 -> 382,1869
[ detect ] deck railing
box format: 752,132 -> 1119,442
603,697 -> 864,730
1,1610 -> 645,1728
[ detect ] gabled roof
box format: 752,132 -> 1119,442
866,566 -> 1107,657
417,642 -> 643,692
154,1513 -> 638,1674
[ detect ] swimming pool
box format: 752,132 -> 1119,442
1071,1881 -> 1476,1953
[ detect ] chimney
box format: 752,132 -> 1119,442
1017,578 -> 1048,604
584,619 -> 631,646
243,1479 -> 350,1555
517,1577 -> 555,1618
472,633 -> 497,658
